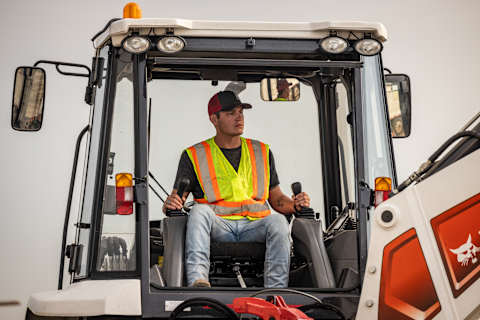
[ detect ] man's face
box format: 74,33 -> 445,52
211,106 -> 245,137
278,87 -> 289,99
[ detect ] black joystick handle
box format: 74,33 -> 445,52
176,177 -> 189,200
291,182 -> 302,197
291,181 -> 315,219
166,178 -> 190,217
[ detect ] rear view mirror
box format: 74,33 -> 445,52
260,78 -> 300,101
11,67 -> 46,131
385,74 -> 411,138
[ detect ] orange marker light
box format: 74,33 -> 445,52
375,177 -> 392,207
116,173 -> 134,215
375,177 -> 392,191
123,3 -> 142,19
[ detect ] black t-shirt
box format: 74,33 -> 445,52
173,145 -> 280,199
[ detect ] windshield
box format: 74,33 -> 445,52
142,70 -> 361,292
147,80 -> 324,221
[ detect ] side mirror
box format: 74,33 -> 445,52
385,74 -> 411,138
11,67 -> 46,131
260,78 -> 300,101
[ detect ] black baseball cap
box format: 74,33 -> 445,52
208,91 -> 252,116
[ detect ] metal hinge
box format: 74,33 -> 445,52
134,178 -> 148,205
65,244 -> 83,275
74,222 -> 91,229
359,180 -> 374,209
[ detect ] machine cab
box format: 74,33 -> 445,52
65,16 -> 397,318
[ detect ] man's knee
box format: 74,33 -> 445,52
188,204 -> 215,223
264,214 -> 289,234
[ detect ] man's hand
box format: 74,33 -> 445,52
268,185 -> 311,215
292,192 -> 310,212
162,189 -> 187,213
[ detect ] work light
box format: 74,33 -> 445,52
122,36 -> 150,54
157,36 -> 185,53
354,38 -> 383,56
320,36 -> 348,54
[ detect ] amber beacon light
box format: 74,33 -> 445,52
123,3 -> 142,19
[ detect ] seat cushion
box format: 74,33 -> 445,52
210,241 -> 265,261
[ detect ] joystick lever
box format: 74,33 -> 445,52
291,182 -> 302,197
176,177 -> 189,200
291,181 -> 315,219
166,178 -> 190,217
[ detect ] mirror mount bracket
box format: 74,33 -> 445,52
33,60 -> 91,78
85,57 -> 105,105
32,60 -> 100,105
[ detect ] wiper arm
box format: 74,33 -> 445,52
149,171 -> 170,197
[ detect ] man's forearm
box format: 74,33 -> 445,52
269,192 -> 295,215
267,185 -> 310,215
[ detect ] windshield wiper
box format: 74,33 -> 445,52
148,171 -> 170,203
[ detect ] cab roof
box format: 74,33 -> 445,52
93,18 -> 388,49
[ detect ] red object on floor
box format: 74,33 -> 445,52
232,296 -> 312,320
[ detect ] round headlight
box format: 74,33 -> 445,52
122,36 -> 150,54
354,39 -> 382,56
320,37 -> 348,54
157,36 -> 185,53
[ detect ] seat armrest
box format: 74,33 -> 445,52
291,218 -> 335,288
162,216 -> 187,287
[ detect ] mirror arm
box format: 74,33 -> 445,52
34,60 -> 91,78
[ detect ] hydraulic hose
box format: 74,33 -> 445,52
169,297 -> 239,319
250,288 -> 346,320
298,302 -> 346,320
427,131 -> 480,163
394,130 -> 480,194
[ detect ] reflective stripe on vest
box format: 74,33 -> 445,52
186,137 -> 270,218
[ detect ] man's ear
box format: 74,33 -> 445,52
209,113 -> 218,126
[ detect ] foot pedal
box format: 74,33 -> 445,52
233,264 -> 247,288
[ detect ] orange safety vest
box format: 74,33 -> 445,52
186,137 -> 271,218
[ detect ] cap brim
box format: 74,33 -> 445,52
239,103 -> 252,109
221,103 -> 252,111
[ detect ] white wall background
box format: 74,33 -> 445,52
1,0 -> 479,318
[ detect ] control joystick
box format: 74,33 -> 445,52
291,181 -> 315,219
166,178 -> 190,217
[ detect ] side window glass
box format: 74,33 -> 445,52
361,56 -> 395,187
74,46 -> 109,279
97,54 -> 136,272
336,81 -> 355,205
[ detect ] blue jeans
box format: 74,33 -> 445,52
185,204 -> 291,288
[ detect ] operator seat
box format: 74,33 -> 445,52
161,214 -> 335,288
161,216 -> 266,287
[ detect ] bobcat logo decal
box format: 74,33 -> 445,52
449,232 -> 480,266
